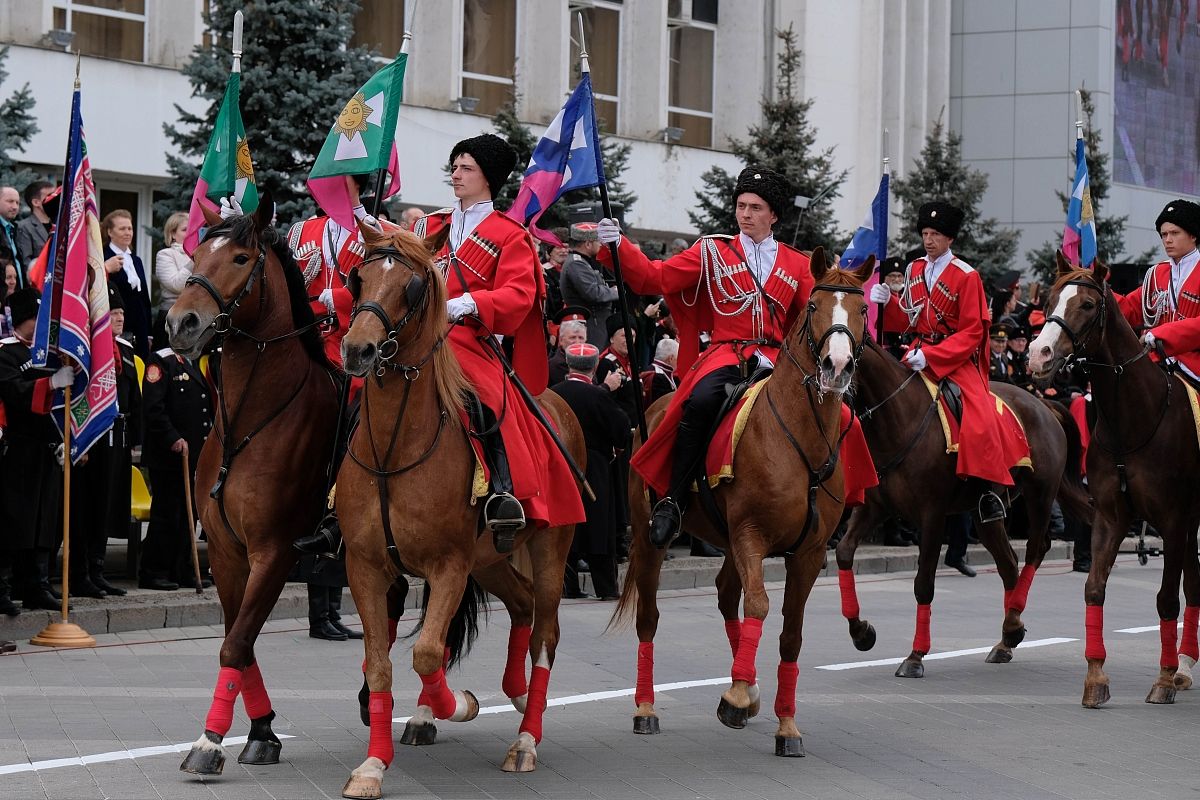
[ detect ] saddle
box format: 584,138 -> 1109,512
939,377 -> 964,425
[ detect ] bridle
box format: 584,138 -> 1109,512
347,247 -> 432,376
1043,276 -> 1111,367
184,232 -> 268,338
781,282 -> 868,386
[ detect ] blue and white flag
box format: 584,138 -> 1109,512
840,173 -> 889,334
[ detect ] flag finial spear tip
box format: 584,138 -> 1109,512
232,10 -> 244,73
73,52 -> 81,89
575,12 -> 591,74
400,30 -> 412,55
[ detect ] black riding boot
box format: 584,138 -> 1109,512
976,489 -> 1007,524
90,557 -> 126,597
328,588 -> 363,639
308,584 -> 347,641
24,550 -> 68,611
294,511 -> 343,557
0,559 -> 19,617
482,429 -> 525,554
649,420 -> 705,548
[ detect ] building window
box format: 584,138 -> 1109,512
352,0 -> 407,58
668,23 -> 715,148
461,0 -> 517,116
569,3 -> 620,132
53,1 -> 146,63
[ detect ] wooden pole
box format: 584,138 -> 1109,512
182,450 -> 203,594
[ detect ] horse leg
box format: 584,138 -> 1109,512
773,547 -> 825,758
1082,512 -> 1131,708
412,570 -> 480,728
715,557 -> 757,717
501,527 -> 571,773
627,510 -> 669,735
972,516 -> 1023,664
471,559 -> 535,711
1147,520 -> 1187,704
717,524 -> 769,729
896,517 -> 944,679
1176,529 -> 1200,690
180,546 -> 292,776
342,553 -> 399,800
358,582 -> 408,726
834,502 -> 883,652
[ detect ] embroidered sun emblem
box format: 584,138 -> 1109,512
335,92 -> 373,139
235,137 -> 254,181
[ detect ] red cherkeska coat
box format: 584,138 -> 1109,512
288,216 -> 364,369
599,234 -> 876,501
1118,258 -> 1200,376
417,209 -> 585,529
900,253 -> 1029,485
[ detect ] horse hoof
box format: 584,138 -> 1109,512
1081,683 -> 1111,709
894,659 -> 924,679
400,721 -> 437,746
450,689 -> 480,723
774,735 -> 805,758
341,774 -> 383,800
1146,685 -> 1177,705
1002,626 -> 1027,649
633,715 -> 661,735
501,733 -> 538,773
985,645 -> 1013,664
716,697 -> 751,729
179,734 -> 225,776
237,737 -> 281,765
1175,671 -> 1193,690
853,624 -> 877,652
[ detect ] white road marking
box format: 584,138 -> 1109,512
1115,622 -> 1181,634
814,638 -> 1078,671
0,733 -> 295,776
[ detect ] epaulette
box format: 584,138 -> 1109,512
701,233 -> 736,241
0,336 -> 17,345
430,207 -> 454,216
950,257 -> 975,274
116,335 -> 133,348
155,347 -> 175,358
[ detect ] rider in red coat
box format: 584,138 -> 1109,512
414,134 -> 585,551
868,201 -> 1029,521
597,166 -> 876,547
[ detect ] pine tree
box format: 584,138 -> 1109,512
689,26 -> 845,252
156,0 -> 378,229
889,112 -> 1018,286
1025,88 -> 1155,283
0,46 -> 39,191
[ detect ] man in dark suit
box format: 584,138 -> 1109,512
551,343 -> 629,600
102,210 -> 152,358
139,347 -> 212,589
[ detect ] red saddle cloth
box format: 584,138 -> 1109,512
920,374 -> 1031,470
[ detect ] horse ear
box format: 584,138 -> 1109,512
810,247 -> 828,281
1092,260 -> 1108,285
853,255 -> 875,285
1055,249 -> 1073,277
424,225 -> 451,257
200,201 -> 222,230
357,218 -> 389,248
253,190 -> 273,231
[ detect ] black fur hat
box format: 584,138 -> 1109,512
449,134 -> 518,201
6,287 -> 40,327
732,166 -> 792,218
916,201 -> 964,240
1155,199 -> 1200,240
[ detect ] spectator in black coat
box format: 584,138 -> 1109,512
15,181 -> 52,268
102,210 -> 152,358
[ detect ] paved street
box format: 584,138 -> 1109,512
0,551 -> 1190,800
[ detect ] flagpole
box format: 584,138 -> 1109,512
579,14 -> 650,446
875,129 -> 890,344
369,31 -> 412,219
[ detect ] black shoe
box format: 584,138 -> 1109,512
0,640 -> 14,655
178,576 -> 213,590
976,491 -> 1006,523
1073,558 -> 1091,573
945,558 -> 977,578
330,620 -> 363,639
0,597 -> 19,617
72,576 -> 107,599
575,559 -> 590,573
309,620 -> 348,641
138,577 -> 179,591
90,573 -> 127,597
563,586 -> 588,599
294,518 -> 341,556
689,540 -> 724,557
484,493 -> 526,555
649,497 -> 681,548
24,589 -> 69,610
47,584 -> 62,601
883,530 -> 912,547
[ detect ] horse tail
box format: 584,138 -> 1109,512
1043,399 -> 1093,525
407,575 -> 489,669
606,540 -> 641,634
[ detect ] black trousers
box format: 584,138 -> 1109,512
69,441 -> 116,574
141,467 -> 192,581
668,364 -> 746,496
945,512 -> 972,564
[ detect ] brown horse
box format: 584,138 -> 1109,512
610,250 -> 873,757
1029,255 -> 1200,708
335,225 -> 583,800
834,336 -> 1091,676
165,202 -> 341,774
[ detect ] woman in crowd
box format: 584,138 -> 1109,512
154,212 -> 192,344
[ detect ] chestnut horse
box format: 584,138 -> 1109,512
165,203 -> 341,774
335,225 -> 583,800
1029,255 -> 1200,708
834,337 -> 1090,676
610,250 -> 873,757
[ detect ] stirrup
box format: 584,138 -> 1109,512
649,497 -> 682,549
484,493 -> 524,555
976,491 -> 1007,524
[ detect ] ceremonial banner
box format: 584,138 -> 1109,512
840,172 -> 889,334
184,71 -> 259,255
31,82 -> 117,463
308,54 -> 406,230
505,72 -> 605,243
1062,135 -> 1097,267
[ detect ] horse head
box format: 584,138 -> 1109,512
166,194 -> 276,358
802,247 -> 874,394
341,223 -> 443,378
1028,250 -> 1109,380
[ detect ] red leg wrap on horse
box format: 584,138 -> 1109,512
366,692 -> 393,766
1012,564 -> 1037,612
419,669 -> 456,719
240,662 -> 272,720
1182,607 -> 1200,660
204,667 -> 243,736
503,625 -> 532,699
1084,605 -> 1106,660
838,569 -> 860,620
773,661 -> 799,719
635,642 -> 655,707
912,604 -> 931,654
724,619 -> 741,658
1160,619 -> 1180,669
731,618 -> 763,684
388,618 -> 399,648
1003,588 -> 1015,612
518,664 -> 551,743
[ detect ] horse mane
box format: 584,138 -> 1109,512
202,215 -> 330,369
374,227 -> 472,425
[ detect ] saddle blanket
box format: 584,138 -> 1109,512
456,407 -> 491,506
919,373 -> 1032,468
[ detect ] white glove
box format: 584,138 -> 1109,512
218,196 -> 242,219
1143,331 -> 1157,347
54,443 -> 65,467
868,283 -> 893,304
903,349 -> 926,372
446,293 -> 476,322
318,288 -> 336,315
597,218 -> 622,246
50,365 -> 75,389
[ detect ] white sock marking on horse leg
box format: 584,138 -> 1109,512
409,705 -> 434,726
190,733 -> 223,754
351,755 -> 386,781
450,691 -> 475,722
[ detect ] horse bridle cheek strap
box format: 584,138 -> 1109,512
184,244 -> 268,336
1044,278 -> 1108,362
